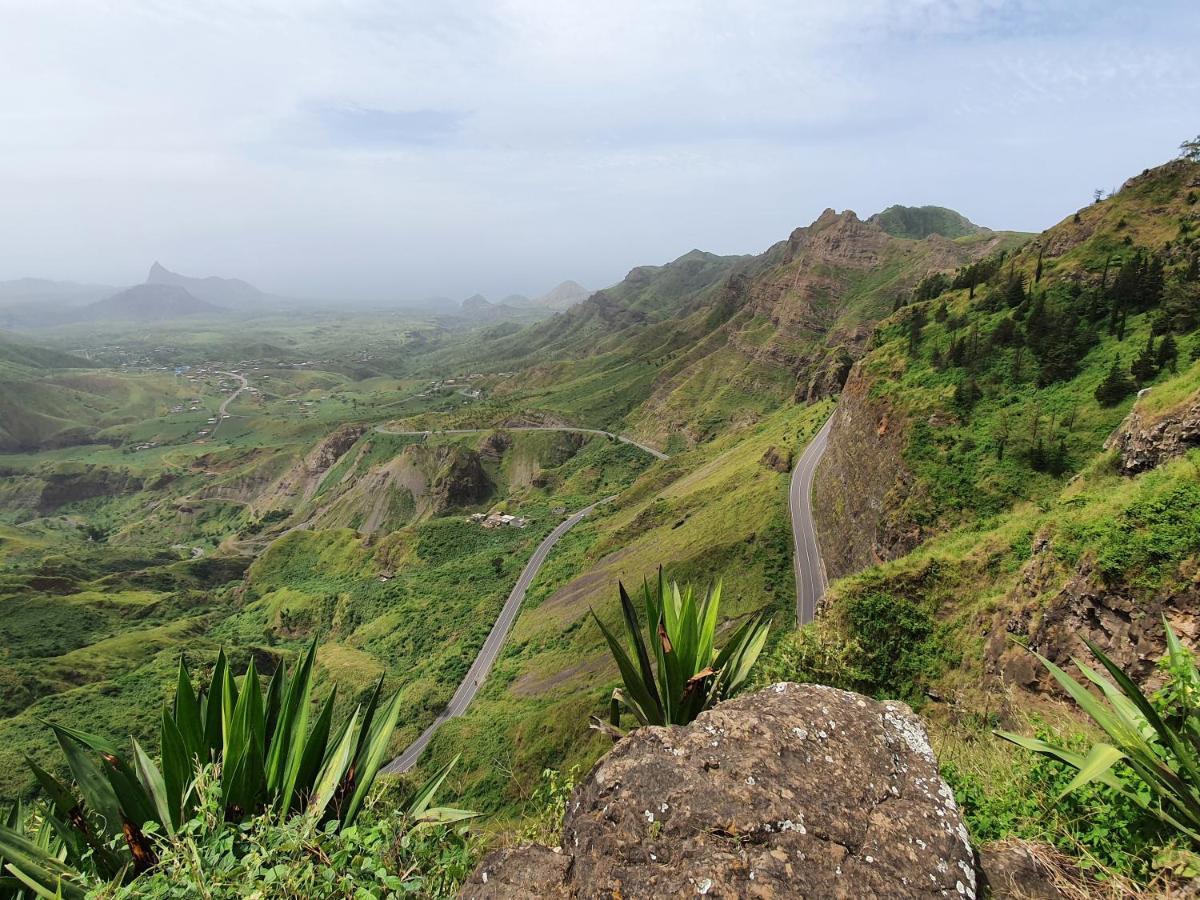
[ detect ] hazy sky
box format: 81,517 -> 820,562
2,1 -> 1197,302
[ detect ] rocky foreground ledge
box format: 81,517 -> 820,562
462,683 -> 978,899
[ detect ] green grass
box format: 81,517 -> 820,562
406,400 -> 830,816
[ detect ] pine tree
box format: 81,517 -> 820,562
1094,356 -> 1134,406
991,316 -> 1017,347
1010,345 -> 1026,382
954,377 -> 982,411
1035,246 -> 1045,284
993,410 -> 1013,461
907,305 -> 927,356
1028,438 -> 1047,471
1047,437 -> 1069,476
1130,333 -> 1159,384
1160,280 -> 1200,333
1003,272 -> 1026,308
1157,333 -> 1178,373
1024,293 -> 1047,351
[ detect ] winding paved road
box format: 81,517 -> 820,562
210,371 -> 248,437
379,409 -> 836,774
375,424 -> 669,460
790,412 -> 835,625
382,497 -> 613,775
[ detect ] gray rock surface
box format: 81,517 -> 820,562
986,540 -> 1199,695
1107,394 -> 1200,475
976,843 -> 1073,899
463,683 -> 976,899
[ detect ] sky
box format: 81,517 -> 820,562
1,1 -> 1197,303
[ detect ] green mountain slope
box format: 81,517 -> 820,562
763,155 -> 1200,879
868,204 -> 983,239
0,332 -> 91,375
411,210 -> 1028,449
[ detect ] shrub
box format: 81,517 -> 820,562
842,590 -> 945,703
93,766 -> 478,899
943,735 -> 1164,881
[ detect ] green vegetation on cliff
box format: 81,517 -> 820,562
771,156 -> 1200,884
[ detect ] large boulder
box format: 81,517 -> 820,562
463,683 -> 976,899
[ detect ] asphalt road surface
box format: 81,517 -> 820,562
375,424 -> 669,460
379,410 -> 839,774
211,371 -> 248,437
381,497 -> 613,775
790,413 -> 835,625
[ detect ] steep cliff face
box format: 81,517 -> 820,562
256,423 -> 369,514
811,362 -> 920,583
430,445 -> 493,509
981,385 -> 1200,694
464,683 -> 977,899
986,537 -> 1200,694
1107,390 -> 1200,474
729,210 -> 1008,373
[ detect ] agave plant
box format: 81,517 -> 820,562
997,619 -> 1200,848
0,802 -> 72,900
0,642 -> 474,896
593,570 -> 771,728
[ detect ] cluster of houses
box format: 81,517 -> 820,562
468,511 -> 529,529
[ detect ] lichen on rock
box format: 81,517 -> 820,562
462,682 -> 976,899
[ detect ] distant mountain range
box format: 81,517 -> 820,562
0,278 -> 116,307
532,280 -> 591,310
423,204 -> 1025,441
145,261 -> 269,308
0,263 -> 276,327
81,283 -> 224,321
455,280 -> 591,323
866,205 -> 985,240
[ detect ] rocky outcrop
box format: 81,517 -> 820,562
797,345 -> 856,402
479,430 -> 513,461
976,842 -> 1080,899
431,446 -> 492,510
760,446 -> 792,473
463,683 -> 976,899
36,467 -> 142,514
986,536 -> 1200,694
259,423 -> 368,512
1106,393 -> 1200,475
812,362 -> 922,583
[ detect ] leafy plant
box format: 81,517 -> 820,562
0,642 -> 474,895
0,801 -> 74,900
97,765 -> 478,899
593,570 -> 770,728
998,620 -> 1200,857
517,766 -> 579,846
